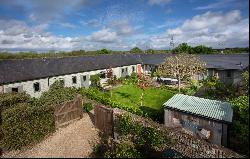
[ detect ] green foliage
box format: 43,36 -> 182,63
0,92 -> 30,112
173,43 -> 193,54
104,141 -> 141,158
97,49 -> 112,54
0,81 -> 78,150
192,45 -> 214,54
90,74 -> 101,88
36,81 -> 78,106
242,70 -> 249,94
117,115 -> 165,150
135,126 -> 164,149
78,88 -> 144,116
130,47 -> 143,53
1,103 -> 55,150
82,103 -> 93,113
230,96 -> 249,155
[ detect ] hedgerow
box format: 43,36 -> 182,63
0,81 -> 79,150
1,103 -> 55,150
0,92 -> 30,112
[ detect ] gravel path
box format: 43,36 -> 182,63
2,113 -> 100,158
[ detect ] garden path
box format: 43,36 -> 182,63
2,112 -> 100,158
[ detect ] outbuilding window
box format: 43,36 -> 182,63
83,76 -> 86,81
33,82 -> 40,92
11,87 -> 18,93
132,66 -> 135,72
59,78 -> 65,86
72,76 -> 77,84
226,70 -> 232,78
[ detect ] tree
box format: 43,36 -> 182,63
98,49 -> 111,54
158,54 -> 206,92
130,47 -> 143,53
172,43 -> 193,54
145,49 -> 155,54
193,45 -> 213,54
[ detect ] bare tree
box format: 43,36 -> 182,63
158,54 -> 206,92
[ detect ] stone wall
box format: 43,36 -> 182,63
113,108 -> 242,158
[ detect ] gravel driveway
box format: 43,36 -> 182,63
2,112 -> 100,158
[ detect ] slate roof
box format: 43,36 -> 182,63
141,53 -> 249,70
0,54 -> 141,85
0,53 -> 249,85
163,94 -> 233,123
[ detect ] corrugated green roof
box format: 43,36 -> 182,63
163,94 -> 233,123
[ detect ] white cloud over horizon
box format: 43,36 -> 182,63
0,10 -> 249,51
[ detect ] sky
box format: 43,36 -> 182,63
0,0 -> 249,51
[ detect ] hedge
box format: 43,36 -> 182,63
1,103 -> 55,150
0,81 -> 79,150
0,92 -> 30,112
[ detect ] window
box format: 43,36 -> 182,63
83,75 -> 86,81
125,67 -> 128,72
72,76 -> 77,84
11,87 -> 18,93
132,66 -> 135,72
33,82 -> 40,92
59,78 -> 65,86
122,68 -> 124,73
226,70 -> 232,78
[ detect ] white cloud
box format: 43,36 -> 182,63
194,0 -> 237,10
0,10 -> 248,51
148,0 -> 172,6
0,19 -> 82,51
59,22 -> 76,29
133,10 -> 249,50
86,28 -> 118,43
165,10 -> 249,48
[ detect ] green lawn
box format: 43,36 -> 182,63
110,84 -> 176,115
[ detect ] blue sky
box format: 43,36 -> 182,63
0,0 -> 249,51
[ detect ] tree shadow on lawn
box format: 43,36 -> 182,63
139,106 -> 164,124
114,91 -> 131,98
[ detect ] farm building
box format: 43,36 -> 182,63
0,54 -> 142,97
0,53 -> 248,97
140,53 -> 249,85
163,94 -> 233,147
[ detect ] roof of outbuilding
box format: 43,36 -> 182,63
163,94 -> 233,123
141,53 -> 249,70
0,54 -> 142,85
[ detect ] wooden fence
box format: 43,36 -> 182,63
54,95 -> 83,128
94,105 -> 113,135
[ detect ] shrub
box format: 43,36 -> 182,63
0,92 -> 30,112
1,103 -> 55,150
117,115 -> 165,151
82,103 -> 93,113
90,74 -> 101,88
0,81 -> 79,150
104,140 -> 141,158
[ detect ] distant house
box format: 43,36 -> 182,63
140,53 -> 249,85
163,94 -> 233,147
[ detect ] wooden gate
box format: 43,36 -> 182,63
54,95 -> 83,128
94,105 -> 113,135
